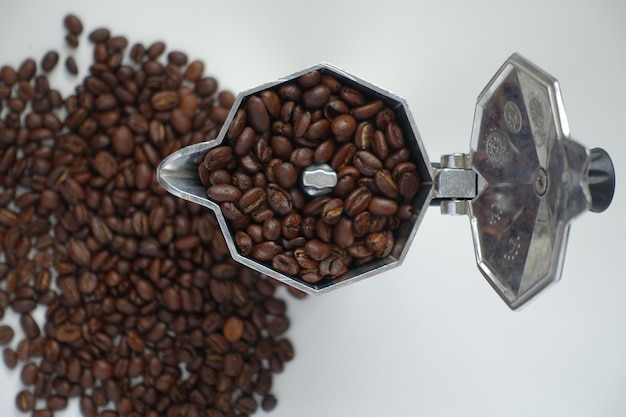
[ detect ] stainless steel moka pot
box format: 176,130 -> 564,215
156,53 -> 615,310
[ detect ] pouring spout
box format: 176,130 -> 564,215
156,141 -> 220,209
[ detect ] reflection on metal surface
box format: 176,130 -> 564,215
469,53 -> 591,309
300,164 -> 337,197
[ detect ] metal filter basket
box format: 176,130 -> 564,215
157,53 -> 615,310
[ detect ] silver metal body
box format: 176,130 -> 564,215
157,54 -> 605,310
455,54 -> 591,309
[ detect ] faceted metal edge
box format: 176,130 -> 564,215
468,53 -> 591,310
158,63 -> 434,294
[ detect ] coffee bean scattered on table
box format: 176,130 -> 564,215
199,69 -> 422,284
1,12 -> 299,417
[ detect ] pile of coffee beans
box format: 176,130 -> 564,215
199,69 -> 422,285
1,13 -> 298,417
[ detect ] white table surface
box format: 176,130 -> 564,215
1,1 -> 625,416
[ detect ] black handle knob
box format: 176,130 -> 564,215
588,148 -> 615,213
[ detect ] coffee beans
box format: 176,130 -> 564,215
64,14 -> 84,35
1,13 -> 296,417
0,325 -> 14,345
41,51 -> 60,72
65,56 -> 78,75
200,68 -> 422,285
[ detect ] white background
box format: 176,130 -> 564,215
1,1 -> 625,416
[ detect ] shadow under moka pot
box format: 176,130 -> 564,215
157,53 -> 615,310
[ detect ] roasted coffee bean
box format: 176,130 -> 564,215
67,240 -> 91,266
233,127 -> 255,157
235,395 -> 258,414
146,41 -> 166,59
207,184 -> 241,202
239,187 -> 266,214
290,147 -> 313,168
331,142 -> 356,171
368,128 -> 387,160
55,323 -> 81,343
167,51 -> 188,66
294,247 -> 319,269
315,218 -> 332,242
18,58 -> 37,81
247,96 -> 270,133
91,359 -> 113,381
300,270 -> 323,284
21,362 -> 38,385
252,241 -> 283,261
20,313 -> 41,339
280,212 -> 301,240
321,198 -> 344,225
16,390 -> 36,412
64,14 -> 84,35
345,186 -> 372,217
278,83 -> 301,101
352,99 -> 384,120
262,217 -> 282,241
65,56 -> 78,75
324,99 -> 349,120
266,184 -> 292,216
197,76 -> 218,96
41,51 -> 60,72
254,137 -> 273,162
3,348 -> 17,369
331,113 -> 357,138
304,117 -> 329,140
313,138 -> 335,163
353,211 -> 372,236
348,242 -> 373,258
339,86 -> 366,107
265,158 -> 282,183
302,84 -> 331,109
262,394 -> 278,412
304,239 -> 332,261
294,110 -> 311,138
384,121 -> 404,148
0,325 -> 14,345
47,395 -> 68,410
275,162 -> 298,190
203,145 -> 234,170
65,33 -> 79,48
1,65 -> 18,85
397,171 -> 420,198
333,217 -> 354,249
151,90 -> 179,111
298,70 -> 321,88
272,254 -> 300,276
79,396 -> 98,417
111,125 -> 135,157
260,90 -> 282,119
106,35 -> 128,51
354,150 -> 383,177
354,121 -> 374,150
184,60 -> 204,80
301,216 -> 316,239
270,135 -> 293,160
384,147 -> 411,171
369,196 -> 399,216
88,27 -> 110,43
223,316 -> 244,343
374,169 -> 399,198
